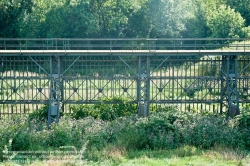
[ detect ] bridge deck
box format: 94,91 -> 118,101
1,49 -> 250,56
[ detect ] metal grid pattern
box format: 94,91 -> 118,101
62,56 -> 138,103
1,38 -> 250,118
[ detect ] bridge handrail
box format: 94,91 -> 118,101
0,38 -> 249,50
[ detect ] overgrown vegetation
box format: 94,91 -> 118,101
1,101 -> 250,164
70,97 -> 138,121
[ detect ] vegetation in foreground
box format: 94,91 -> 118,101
2,146 -> 250,165
0,101 -> 250,165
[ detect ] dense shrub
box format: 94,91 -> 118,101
28,105 -> 66,122
181,116 -> 227,148
46,117 -> 111,150
234,107 -> 250,149
28,105 -> 49,122
0,116 -> 26,161
11,118 -> 48,151
1,104 -> 250,162
46,120 -> 73,148
70,97 -> 137,121
235,106 -> 250,129
109,117 -> 147,150
109,107 -> 185,150
136,113 -> 177,149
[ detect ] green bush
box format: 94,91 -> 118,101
70,97 -> 137,121
109,107 -> 189,150
28,105 -> 64,122
180,115 -> 248,149
70,104 -> 92,119
235,107 -> 250,129
83,118 -> 111,151
46,120 -> 73,148
234,106 -> 250,149
11,118 -> 48,151
181,116 -> 219,148
28,105 -> 49,122
109,117 -> 147,150
1,105 -> 250,162
0,116 -> 25,161
137,112 -> 180,150
240,128 -> 250,150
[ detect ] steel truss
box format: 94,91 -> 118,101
1,38 -> 250,122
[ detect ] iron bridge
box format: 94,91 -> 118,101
1,38 -> 250,123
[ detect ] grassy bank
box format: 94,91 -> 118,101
2,146 -> 250,165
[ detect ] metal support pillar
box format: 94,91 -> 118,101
220,55 -> 239,116
0,56 -> 4,86
137,56 -> 150,117
220,56 -> 227,114
227,55 -> 240,117
0,57 -> 4,117
48,56 -> 62,125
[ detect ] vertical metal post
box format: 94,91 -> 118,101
137,56 -> 150,117
220,56 -> 227,114
227,55 -> 239,117
220,55 -> 239,116
48,56 -> 62,125
0,56 -> 4,110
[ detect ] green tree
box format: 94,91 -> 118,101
183,0 -> 248,38
28,0 -> 146,38
129,0 -> 194,38
0,0 -> 33,37
42,1 -> 92,38
225,0 -> 250,26
181,0 -> 209,38
2,0 -> 249,38
19,0 -> 66,38
206,5 -> 246,38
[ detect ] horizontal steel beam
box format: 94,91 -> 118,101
1,50 -> 250,56
1,38 -> 249,41
0,101 -> 49,104
1,100 -> 250,105
150,100 -> 250,104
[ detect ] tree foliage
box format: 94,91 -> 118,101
225,0 -> 250,26
206,5 -> 246,38
0,0 -> 33,37
0,0 -> 250,38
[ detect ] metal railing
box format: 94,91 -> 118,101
0,38 -> 250,51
